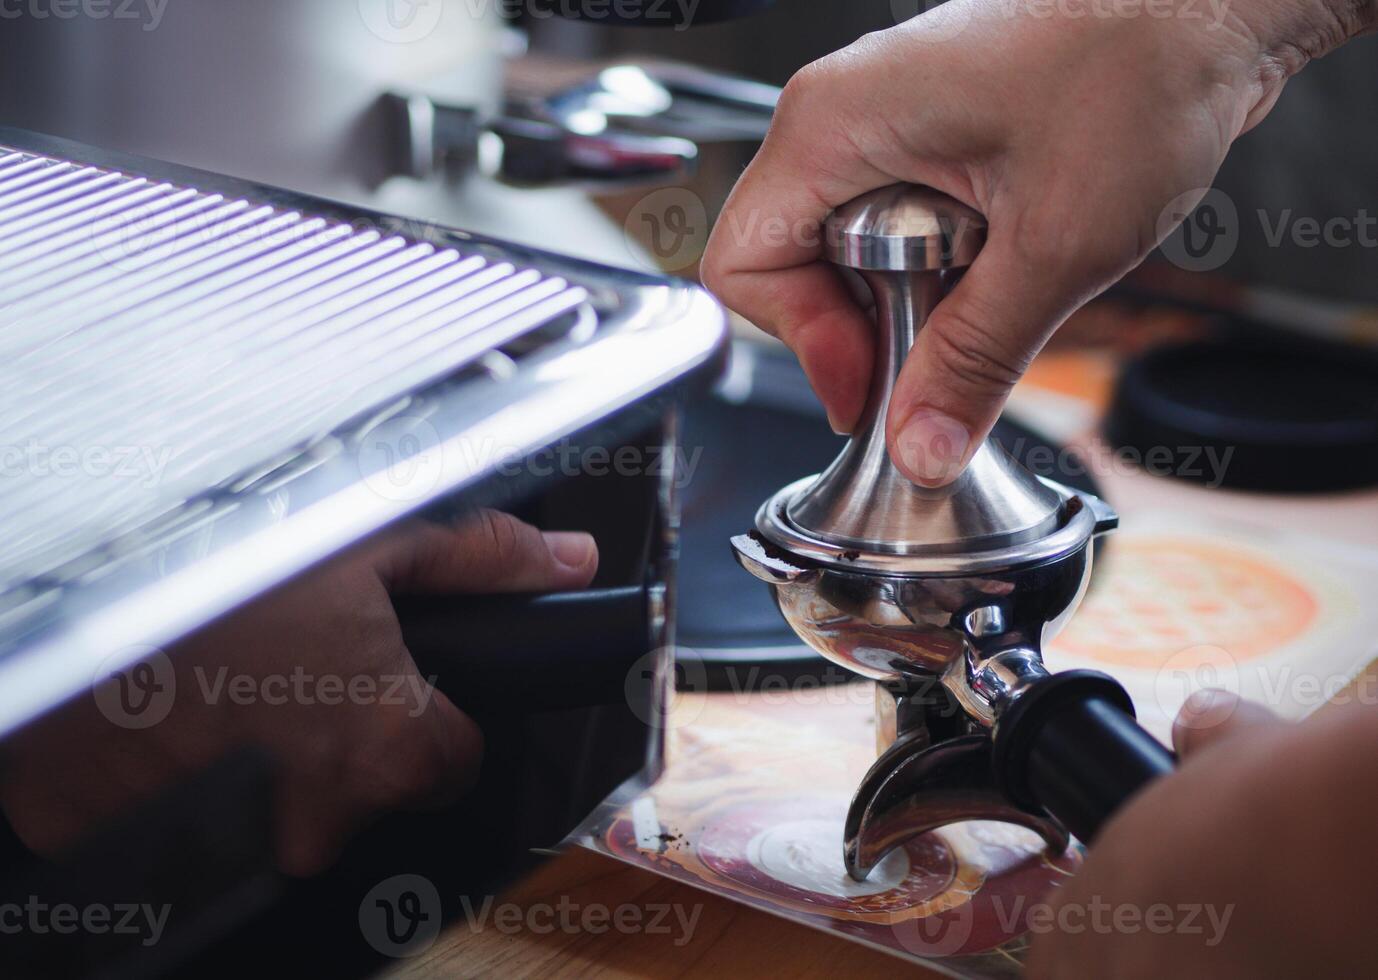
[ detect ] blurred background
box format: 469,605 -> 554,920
3,0 -> 1374,308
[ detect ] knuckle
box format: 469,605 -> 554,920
475,508 -> 528,570
782,39 -> 876,111
1006,210 -> 1089,269
1008,210 -> 1137,294
778,60 -> 829,114
354,713 -> 448,809
851,29 -> 894,58
928,304 -> 1029,396
2,803 -> 64,857
698,246 -> 729,299
404,739 -> 451,798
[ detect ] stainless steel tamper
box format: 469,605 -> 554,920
732,185 -> 1174,879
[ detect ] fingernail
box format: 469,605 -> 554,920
1178,688 -> 1240,731
1183,688 -> 1238,715
894,410 -> 971,487
545,531 -> 595,571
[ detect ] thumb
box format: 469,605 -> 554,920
1172,689 -> 1283,760
885,231 -> 1086,487
380,509 -> 599,595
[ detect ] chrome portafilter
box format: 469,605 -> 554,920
731,185 -> 1174,880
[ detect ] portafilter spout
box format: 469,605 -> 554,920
732,184 -> 1174,880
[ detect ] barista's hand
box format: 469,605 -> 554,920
1026,688 -> 1378,977
0,510 -> 597,876
702,0 -> 1372,485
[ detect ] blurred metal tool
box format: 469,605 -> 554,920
390,61 -> 778,190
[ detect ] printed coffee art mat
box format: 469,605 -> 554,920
574,513 -> 1378,976
1046,510 -> 1378,740
574,688 -> 1081,978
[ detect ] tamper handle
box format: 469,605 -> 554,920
788,183 -> 1064,555
824,184 -> 990,424
993,670 -> 1175,844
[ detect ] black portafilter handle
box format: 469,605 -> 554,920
993,670 -> 1176,845
392,586 -> 655,713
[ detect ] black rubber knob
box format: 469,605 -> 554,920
993,671 -> 1175,844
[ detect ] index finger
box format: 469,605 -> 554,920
701,122 -> 888,433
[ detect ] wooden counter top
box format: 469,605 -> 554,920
380,847 -> 940,979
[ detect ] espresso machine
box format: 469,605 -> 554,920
733,185 -> 1176,878
0,125 -> 727,978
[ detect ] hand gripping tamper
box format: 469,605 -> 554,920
731,185 -> 1174,879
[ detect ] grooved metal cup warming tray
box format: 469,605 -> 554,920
0,127 -> 727,737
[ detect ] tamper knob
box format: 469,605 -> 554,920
825,185 -> 986,272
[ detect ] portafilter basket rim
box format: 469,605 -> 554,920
754,474 -> 1113,578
